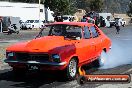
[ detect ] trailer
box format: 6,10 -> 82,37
0,1 -> 45,22
0,1 -> 55,30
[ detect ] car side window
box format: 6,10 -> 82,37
90,26 -> 99,38
84,26 -> 91,39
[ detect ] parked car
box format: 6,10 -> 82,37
115,18 -> 126,27
109,20 -> 116,27
62,15 -> 72,22
62,15 -> 76,22
5,22 -> 111,80
24,20 -> 44,29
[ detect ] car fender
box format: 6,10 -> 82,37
64,54 -> 79,67
60,47 -> 77,63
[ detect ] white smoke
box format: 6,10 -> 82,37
100,39 -> 132,69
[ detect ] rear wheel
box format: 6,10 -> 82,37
66,58 -> 77,80
94,51 -> 106,67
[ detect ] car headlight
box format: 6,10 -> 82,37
51,54 -> 61,62
7,52 -> 14,57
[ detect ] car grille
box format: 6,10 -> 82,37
15,53 -> 49,62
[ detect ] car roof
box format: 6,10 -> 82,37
46,22 -> 93,27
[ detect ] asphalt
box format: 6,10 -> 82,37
0,25 -> 132,88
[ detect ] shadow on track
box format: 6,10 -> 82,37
0,69 -> 69,88
0,63 -> 100,88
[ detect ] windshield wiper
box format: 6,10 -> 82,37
35,28 -> 45,39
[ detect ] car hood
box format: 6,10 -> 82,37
7,36 -> 70,52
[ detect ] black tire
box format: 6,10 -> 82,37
122,24 -> 125,27
8,31 -> 12,35
13,68 -> 26,77
77,76 -> 87,85
16,31 -> 19,34
110,24 -> 112,28
94,51 -> 106,67
66,58 -> 78,80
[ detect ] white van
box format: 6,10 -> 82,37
62,15 -> 76,22
24,20 -> 44,29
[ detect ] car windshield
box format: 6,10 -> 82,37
36,24 -> 82,40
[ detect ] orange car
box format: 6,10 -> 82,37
5,22 -> 111,80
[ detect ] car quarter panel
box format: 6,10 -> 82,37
94,25 -> 112,52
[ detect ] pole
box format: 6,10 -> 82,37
0,18 -> 2,33
39,0 -> 41,29
0,22 -> 2,33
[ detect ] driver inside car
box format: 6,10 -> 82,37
50,25 -> 68,36
52,28 -> 63,36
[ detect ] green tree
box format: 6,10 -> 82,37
75,0 -> 104,12
108,1 -> 120,13
4,0 -> 76,15
43,0 -> 76,15
89,0 -> 104,12
6,0 -> 38,3
127,0 -> 132,17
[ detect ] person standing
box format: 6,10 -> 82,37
115,19 -> 121,34
0,18 -> 2,33
81,16 -> 87,22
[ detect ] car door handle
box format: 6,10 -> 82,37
75,41 -> 80,43
91,42 -> 94,45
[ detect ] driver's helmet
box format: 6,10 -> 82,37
52,28 -> 63,36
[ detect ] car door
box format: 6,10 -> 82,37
89,25 -> 102,57
75,25 -> 95,63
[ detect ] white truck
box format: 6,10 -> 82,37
115,18 -> 126,27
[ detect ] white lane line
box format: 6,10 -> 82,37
122,68 -> 132,74
0,40 -> 19,43
119,39 -> 132,41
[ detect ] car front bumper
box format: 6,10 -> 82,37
4,59 -> 67,66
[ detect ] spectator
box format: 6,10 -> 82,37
54,16 -> 59,22
81,16 -> 87,22
115,19 -> 121,34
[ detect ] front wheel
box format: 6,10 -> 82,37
12,67 -> 27,77
7,31 -> 12,35
66,58 -> 77,80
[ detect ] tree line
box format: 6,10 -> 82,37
127,0 -> 132,17
1,0 -> 104,15
1,0 -> 132,16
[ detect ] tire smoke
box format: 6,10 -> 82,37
100,39 -> 132,69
